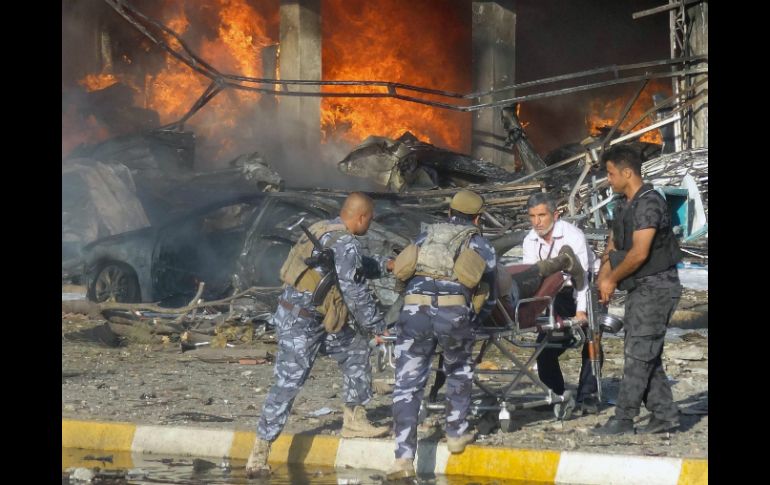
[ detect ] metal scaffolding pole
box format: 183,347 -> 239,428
670,0 -> 689,150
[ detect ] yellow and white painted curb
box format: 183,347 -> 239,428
63,419 -> 707,484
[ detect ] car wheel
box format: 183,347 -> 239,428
89,262 -> 141,303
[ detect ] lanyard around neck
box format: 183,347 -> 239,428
538,240 -> 555,261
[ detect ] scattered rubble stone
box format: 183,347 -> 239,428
63,314 -> 707,459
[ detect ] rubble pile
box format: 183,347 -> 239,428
642,148 -> 709,214
67,131 -> 283,223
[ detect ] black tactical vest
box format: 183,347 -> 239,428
612,184 -> 683,279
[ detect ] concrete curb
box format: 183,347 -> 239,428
62,419 -> 707,484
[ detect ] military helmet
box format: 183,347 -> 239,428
450,189 -> 484,215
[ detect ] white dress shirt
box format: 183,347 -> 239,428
522,219 -> 593,313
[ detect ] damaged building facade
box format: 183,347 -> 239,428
62,3 -> 708,479
62,0 -> 707,324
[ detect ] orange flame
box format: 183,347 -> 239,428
145,1 -> 274,123
79,73 -> 119,92
208,0 -> 273,78
516,104 -> 530,129
586,80 -> 672,144
62,105 -> 111,157
140,3 -> 206,123
69,0 -> 279,162
321,0 -> 471,153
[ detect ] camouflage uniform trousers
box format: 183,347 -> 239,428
257,297 -> 373,442
615,284 -> 682,422
392,301 -> 475,460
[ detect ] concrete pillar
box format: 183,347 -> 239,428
471,1 -> 517,171
278,0 -> 321,155
99,30 -> 114,74
259,44 -> 280,113
687,1 -> 707,148
62,0 -> 103,86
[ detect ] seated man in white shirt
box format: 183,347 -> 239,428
523,193 -> 603,414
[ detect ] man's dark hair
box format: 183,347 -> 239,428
526,192 -> 556,212
601,145 -> 643,176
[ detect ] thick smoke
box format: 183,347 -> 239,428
62,0 -> 383,190
515,0 -> 670,156
63,0 -> 670,176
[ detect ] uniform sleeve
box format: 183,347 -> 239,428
469,235 -> 498,324
331,234 -> 385,334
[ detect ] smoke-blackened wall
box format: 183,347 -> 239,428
514,0 -> 670,156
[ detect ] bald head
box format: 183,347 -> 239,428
341,192 -> 374,218
340,192 -> 375,235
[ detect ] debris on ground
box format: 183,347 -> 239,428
63,312 -> 707,459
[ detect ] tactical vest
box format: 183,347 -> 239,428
279,220 -> 347,292
612,184 -> 683,279
414,223 -> 479,281
278,220 -> 351,333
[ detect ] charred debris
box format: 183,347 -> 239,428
62,110 -> 707,349
62,0 -> 707,348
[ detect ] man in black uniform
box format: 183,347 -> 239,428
592,145 -> 683,436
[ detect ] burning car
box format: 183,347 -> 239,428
81,191 -> 437,307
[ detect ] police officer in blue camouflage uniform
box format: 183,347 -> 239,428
387,189 -> 497,480
245,192 -> 391,477
592,146 -> 683,436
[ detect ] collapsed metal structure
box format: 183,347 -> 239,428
64,2 -> 708,392
68,1 -> 708,263
93,0 -> 707,247
102,1 -> 706,127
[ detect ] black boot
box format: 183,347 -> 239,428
578,395 -> 600,415
511,266 -> 543,299
638,416 -> 679,434
590,417 -> 635,436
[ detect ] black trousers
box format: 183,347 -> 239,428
535,291 -> 604,401
614,285 -> 681,421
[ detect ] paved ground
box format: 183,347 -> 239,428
62,289 -> 707,460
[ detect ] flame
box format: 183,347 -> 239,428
207,0 -> 273,78
141,3 -> 208,123
586,80 -> 672,144
69,0 -> 279,162
144,62 -> 208,122
321,0 -> 471,152
67,72 -> 136,158
516,104 -> 530,129
79,73 -> 118,92
166,4 -> 189,35
62,105 -> 111,157
145,1 -> 272,123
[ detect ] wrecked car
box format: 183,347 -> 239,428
81,191 -> 438,307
